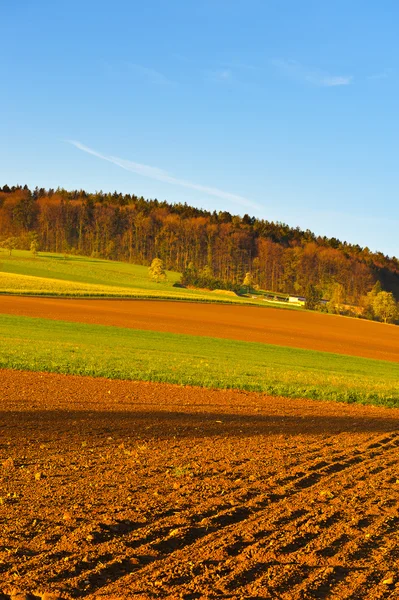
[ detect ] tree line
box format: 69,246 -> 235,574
1,184 -> 398,309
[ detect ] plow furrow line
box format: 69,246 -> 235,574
17,432 -> 399,595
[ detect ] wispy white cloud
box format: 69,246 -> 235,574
228,62 -> 258,72
215,61 -> 259,74
320,75 -> 353,87
67,140 -> 261,211
211,68 -> 233,82
206,62 -> 260,85
272,59 -> 353,87
367,68 -> 392,81
127,63 -> 171,85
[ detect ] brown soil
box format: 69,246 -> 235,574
2,369 -> 399,599
1,296 -> 398,362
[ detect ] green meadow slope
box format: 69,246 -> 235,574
2,251 -> 396,408
0,314 -> 398,407
0,250 -> 299,308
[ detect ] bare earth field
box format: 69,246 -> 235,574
2,370 -> 399,599
1,296 -> 398,362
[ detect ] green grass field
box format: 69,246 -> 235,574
0,250 -> 301,308
1,313 -> 398,407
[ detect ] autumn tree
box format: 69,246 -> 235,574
368,281 -> 382,299
305,284 -> 322,310
362,281 -> 384,320
200,265 -> 213,279
30,239 -> 39,256
372,291 -> 398,324
327,282 -> 346,314
243,272 -> 253,293
2,237 -> 18,256
0,184 -> 398,314
149,257 -> 167,282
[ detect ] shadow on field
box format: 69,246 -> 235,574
2,410 -> 399,438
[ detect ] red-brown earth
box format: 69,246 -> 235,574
1,296 -> 399,362
2,370 -> 399,599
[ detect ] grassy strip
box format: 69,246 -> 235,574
0,252 -> 182,290
0,251 -> 301,309
0,272 -> 286,306
0,271 -> 239,302
0,314 -> 398,407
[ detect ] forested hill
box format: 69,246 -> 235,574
1,184 -> 398,301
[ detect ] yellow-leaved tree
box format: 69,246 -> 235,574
372,291 -> 398,324
148,258 -> 167,283
243,272 -> 253,293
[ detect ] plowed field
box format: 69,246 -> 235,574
2,370 -> 399,599
1,296 -> 398,362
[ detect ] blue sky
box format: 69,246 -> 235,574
2,0 -> 399,257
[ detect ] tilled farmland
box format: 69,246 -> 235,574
1,296 -> 398,362
2,370 -> 399,599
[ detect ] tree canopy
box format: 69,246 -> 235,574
148,258 -> 167,282
0,184 -> 398,308
372,291 -> 398,323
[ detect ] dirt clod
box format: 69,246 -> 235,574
2,457 -> 15,470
